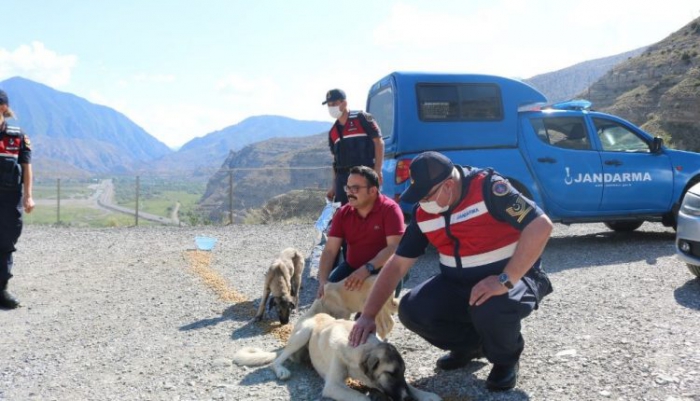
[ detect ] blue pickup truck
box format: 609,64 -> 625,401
367,71 -> 700,231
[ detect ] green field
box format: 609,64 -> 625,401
23,204 -> 150,227
113,177 -> 206,219
27,177 -> 206,227
32,179 -> 96,200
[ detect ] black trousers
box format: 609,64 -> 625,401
398,271 -> 537,365
333,170 -> 350,206
0,191 -> 23,281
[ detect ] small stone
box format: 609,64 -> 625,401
213,358 -> 232,368
556,349 -> 577,357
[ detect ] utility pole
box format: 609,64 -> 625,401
228,170 -> 234,225
135,175 -> 140,226
57,178 -> 61,224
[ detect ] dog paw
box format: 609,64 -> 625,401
273,366 -> 291,380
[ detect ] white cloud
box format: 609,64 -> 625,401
0,42 -> 77,87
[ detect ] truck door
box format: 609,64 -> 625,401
522,116 -> 603,212
593,117 -> 673,211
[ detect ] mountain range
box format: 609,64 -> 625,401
0,77 -> 171,176
0,77 -> 330,178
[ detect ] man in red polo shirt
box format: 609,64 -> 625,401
316,166 -> 404,298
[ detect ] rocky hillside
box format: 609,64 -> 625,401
197,133 -> 332,223
525,47 -> 647,102
584,17 -> 700,150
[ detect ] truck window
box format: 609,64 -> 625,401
531,117 -> 591,150
593,118 -> 649,152
417,84 -> 503,122
368,86 -> 395,140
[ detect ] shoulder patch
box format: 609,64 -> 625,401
492,180 -> 510,196
363,111 -> 375,122
23,135 -> 31,150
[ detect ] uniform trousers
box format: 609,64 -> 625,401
0,191 -> 23,281
398,269 -> 537,365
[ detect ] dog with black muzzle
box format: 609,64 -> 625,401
233,313 -> 441,401
254,248 -> 304,325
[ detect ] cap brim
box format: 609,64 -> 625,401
321,100 -> 329,105
400,183 -> 429,204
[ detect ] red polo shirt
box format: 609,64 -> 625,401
328,194 -> 405,269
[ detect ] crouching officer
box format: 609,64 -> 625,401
350,151 -> 554,392
0,89 -> 35,309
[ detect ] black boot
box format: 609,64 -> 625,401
486,362 -> 519,391
436,347 -> 485,370
0,279 -> 20,309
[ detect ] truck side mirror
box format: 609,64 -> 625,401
651,137 -> 664,153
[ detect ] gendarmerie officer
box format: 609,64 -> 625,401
322,88 -> 384,205
0,89 -> 35,310
350,151 -> 554,392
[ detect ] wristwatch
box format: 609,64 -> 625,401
498,272 -> 514,289
364,262 -> 378,274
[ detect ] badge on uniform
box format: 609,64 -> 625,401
506,197 -> 533,223
492,181 -> 510,196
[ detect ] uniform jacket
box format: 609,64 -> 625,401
328,111 -> 380,171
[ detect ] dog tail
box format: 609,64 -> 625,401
232,347 -> 278,367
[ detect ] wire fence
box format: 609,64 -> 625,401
26,166 -> 334,228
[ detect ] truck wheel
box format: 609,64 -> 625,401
687,264 -> 700,278
604,221 -> 644,232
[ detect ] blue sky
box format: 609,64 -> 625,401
1,1 -> 698,148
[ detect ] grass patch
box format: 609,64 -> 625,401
24,204 -> 152,227
32,180 -> 96,200
119,190 -> 202,218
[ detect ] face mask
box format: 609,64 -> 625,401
419,185 -> 452,214
328,106 -> 343,119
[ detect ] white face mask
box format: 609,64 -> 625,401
419,185 -> 451,214
328,106 -> 343,119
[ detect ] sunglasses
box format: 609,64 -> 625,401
344,185 -> 369,194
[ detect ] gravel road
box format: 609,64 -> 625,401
1,222 -> 698,401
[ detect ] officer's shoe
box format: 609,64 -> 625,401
436,347 -> 484,370
486,362 -> 519,391
0,288 -> 20,309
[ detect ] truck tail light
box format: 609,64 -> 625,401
395,158 -> 412,185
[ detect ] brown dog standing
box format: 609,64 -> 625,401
254,248 -> 304,324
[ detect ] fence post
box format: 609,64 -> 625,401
135,175 -> 140,226
228,169 -> 234,225
57,178 -> 61,224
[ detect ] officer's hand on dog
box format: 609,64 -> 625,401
469,275 -> 508,306
349,315 -> 376,347
344,268 -> 369,291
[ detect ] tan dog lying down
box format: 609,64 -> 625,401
232,313 -> 441,401
303,274 -> 398,339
